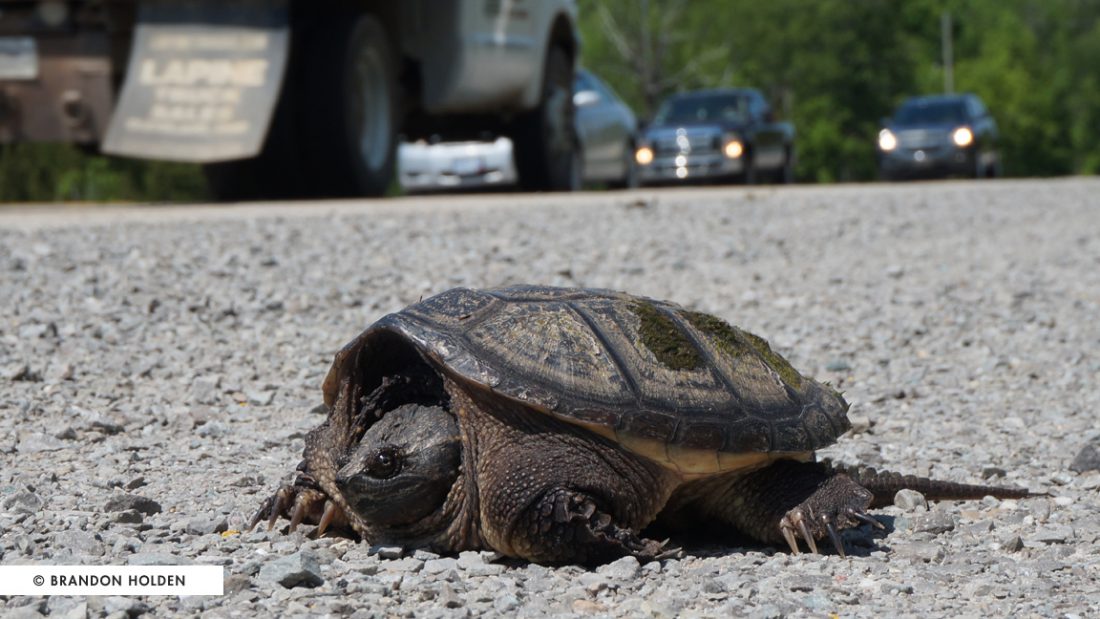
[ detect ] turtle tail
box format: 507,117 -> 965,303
821,461 -> 1036,509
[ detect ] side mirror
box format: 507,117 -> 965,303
573,90 -> 600,107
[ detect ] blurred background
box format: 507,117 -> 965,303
1,0 -> 1097,202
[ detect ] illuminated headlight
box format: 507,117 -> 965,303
878,129 -> 898,152
952,127 -> 974,147
723,139 -> 743,159
635,146 -> 654,165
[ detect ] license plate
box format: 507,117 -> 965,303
452,157 -> 481,176
0,37 -> 38,80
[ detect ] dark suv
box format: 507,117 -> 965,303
877,94 -> 1001,180
636,89 -> 795,185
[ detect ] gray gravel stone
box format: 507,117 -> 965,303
906,511 -> 956,535
258,549 -> 324,588
1031,526 -> 1074,544
456,551 -> 505,576
102,596 -> 149,617
371,545 -> 404,559
1,491 -> 43,514
597,555 -> 641,580
182,515 -> 228,535
1000,535 -> 1024,552
53,530 -> 105,557
112,509 -> 143,524
892,541 -> 945,563
423,557 -> 458,575
894,489 -> 929,511
103,493 -> 162,516
47,599 -> 87,619
5,604 -> 45,619
1070,435 -> 1100,473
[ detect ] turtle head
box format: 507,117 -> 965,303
334,402 -> 462,537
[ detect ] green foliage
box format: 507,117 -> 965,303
0,144 -> 207,203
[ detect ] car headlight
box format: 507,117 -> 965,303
723,139 -> 743,159
635,146 -> 654,165
952,127 -> 974,147
878,129 -> 898,152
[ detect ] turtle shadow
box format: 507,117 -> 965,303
649,514 -> 897,561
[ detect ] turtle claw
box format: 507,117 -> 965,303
851,510 -> 885,530
797,516 -> 818,554
825,520 -> 845,558
266,486 -> 293,531
780,522 -> 801,555
317,501 -> 338,536
251,482 -> 338,536
779,509 -> 820,554
288,496 -> 307,533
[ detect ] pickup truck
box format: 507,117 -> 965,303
0,1 -> 579,199
634,88 -> 794,185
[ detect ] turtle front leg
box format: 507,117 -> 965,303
249,472 -> 351,537
502,486 -> 674,565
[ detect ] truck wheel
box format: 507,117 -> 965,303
513,45 -> 579,192
302,13 -> 398,197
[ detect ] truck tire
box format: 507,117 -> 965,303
301,12 -> 398,197
512,45 -> 579,192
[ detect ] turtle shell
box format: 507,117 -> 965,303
322,286 -> 850,475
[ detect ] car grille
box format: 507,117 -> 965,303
896,128 -> 950,149
652,130 -> 722,156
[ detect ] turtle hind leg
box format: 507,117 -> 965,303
673,459 -> 879,557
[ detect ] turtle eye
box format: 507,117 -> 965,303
367,446 -> 402,479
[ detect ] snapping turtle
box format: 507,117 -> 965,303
253,285 -> 1031,564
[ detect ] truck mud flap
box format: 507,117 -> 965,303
102,1 -> 288,162
0,34 -> 113,144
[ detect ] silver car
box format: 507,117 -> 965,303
573,69 -> 640,188
398,137 -> 517,192
398,69 -> 639,192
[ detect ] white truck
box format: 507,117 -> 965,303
0,1 -> 579,199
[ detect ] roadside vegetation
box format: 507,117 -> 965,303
1,0 -> 1096,201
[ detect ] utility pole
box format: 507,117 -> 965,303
640,0 -> 653,116
941,11 -> 954,94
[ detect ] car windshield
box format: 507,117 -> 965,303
894,100 -> 968,125
654,94 -> 747,125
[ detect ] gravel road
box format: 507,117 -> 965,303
2,179 -> 1098,618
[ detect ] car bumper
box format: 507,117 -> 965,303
638,154 -> 744,182
879,146 -> 975,178
399,168 -> 514,191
